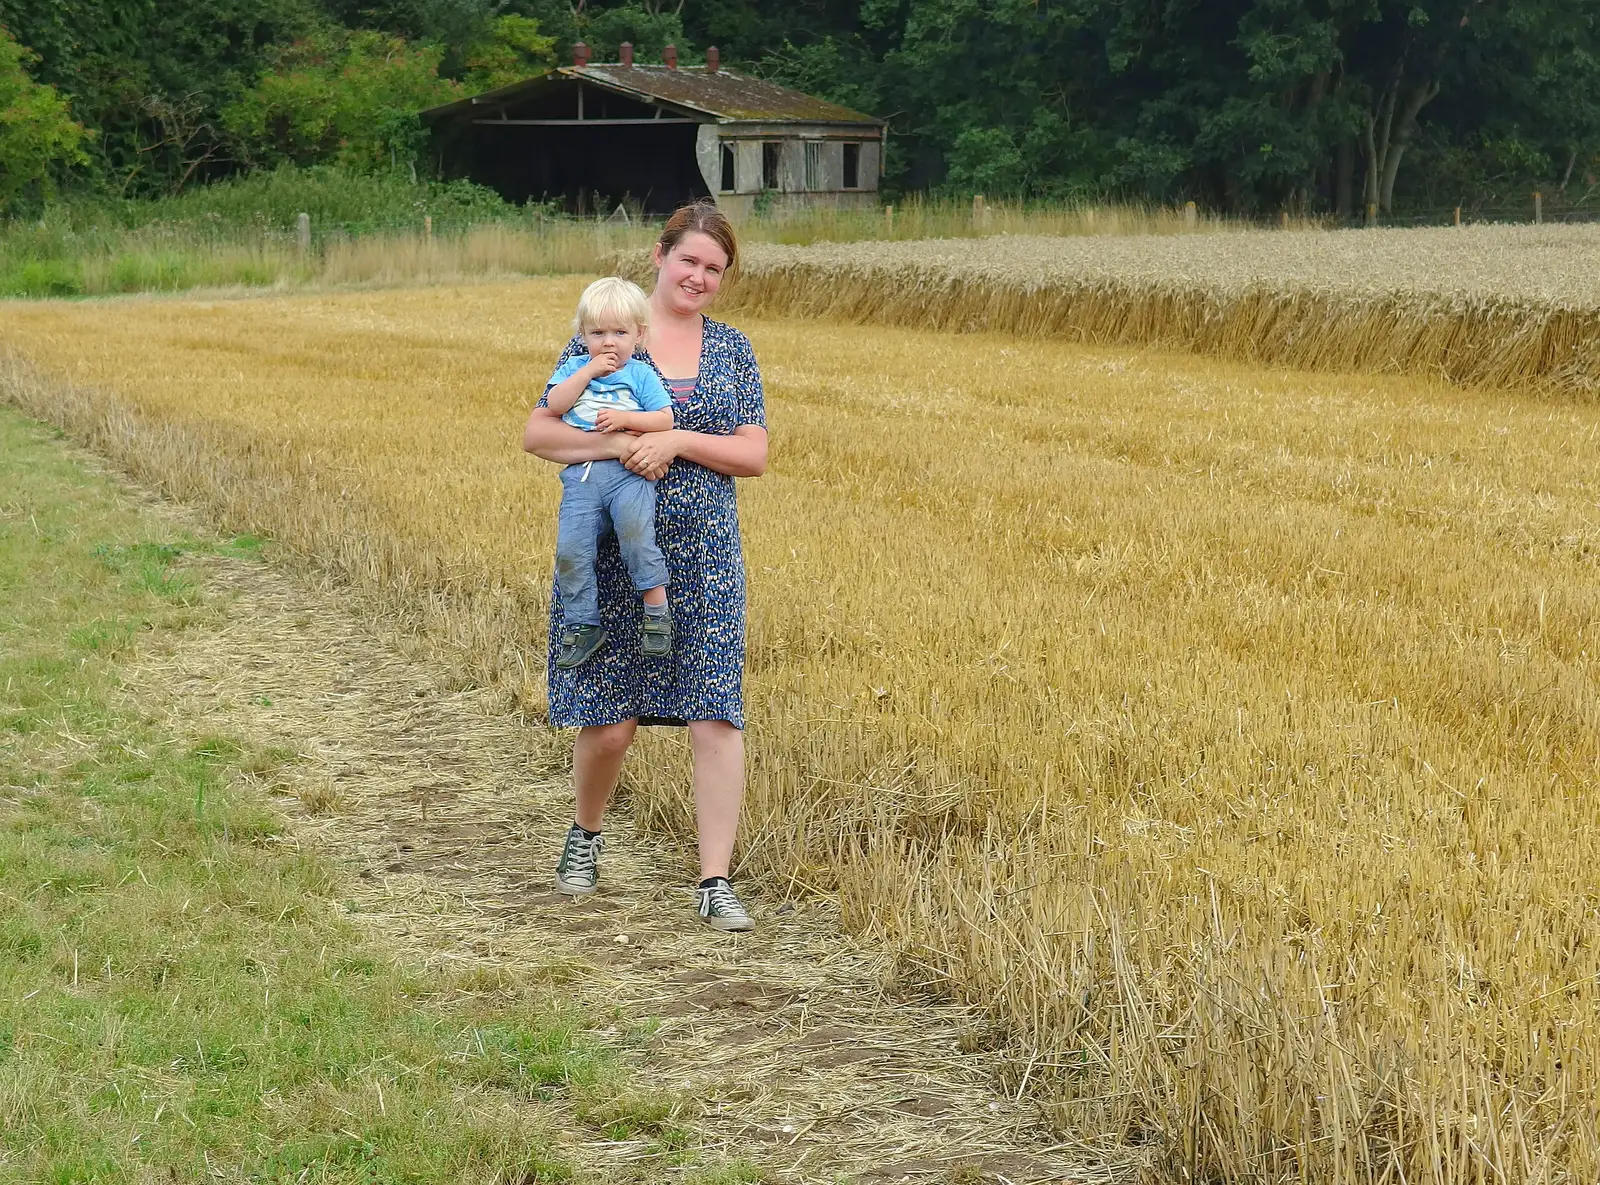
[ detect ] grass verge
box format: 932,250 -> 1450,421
0,407 -> 682,1183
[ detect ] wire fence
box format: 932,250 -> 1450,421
1336,198 -> 1600,229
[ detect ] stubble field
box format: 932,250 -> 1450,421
2,273 -> 1598,1183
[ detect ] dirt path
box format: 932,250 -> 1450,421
124,539 -> 1111,1184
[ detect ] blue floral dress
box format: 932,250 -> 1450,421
539,317 -> 766,729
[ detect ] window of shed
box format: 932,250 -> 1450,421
720,143 -> 735,192
761,142 -> 780,190
804,141 -> 825,191
843,143 -> 861,189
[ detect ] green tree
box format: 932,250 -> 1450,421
574,3 -> 687,61
324,0 -> 494,66
462,14 -> 556,93
0,25 -> 88,212
2,0 -> 1598,215
1488,0 -> 1600,200
0,0 -> 326,194
756,35 -> 884,121
470,0 -> 685,63
222,30 -> 460,172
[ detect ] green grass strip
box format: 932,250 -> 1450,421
0,410 -> 610,1184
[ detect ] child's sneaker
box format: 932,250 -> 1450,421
555,823 -> 604,895
694,877 -> 754,931
640,604 -> 674,658
555,623 -> 607,669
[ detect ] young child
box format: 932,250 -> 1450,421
543,277 -> 674,669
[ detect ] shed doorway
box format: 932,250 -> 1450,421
453,121 -> 710,215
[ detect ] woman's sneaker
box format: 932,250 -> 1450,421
555,824 -> 604,895
555,624 -> 607,669
694,877 -> 754,931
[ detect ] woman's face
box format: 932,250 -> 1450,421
653,231 -> 729,315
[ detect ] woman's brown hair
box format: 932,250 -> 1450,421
657,200 -> 738,274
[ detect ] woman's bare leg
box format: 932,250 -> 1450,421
573,720 -> 638,832
687,719 -> 745,880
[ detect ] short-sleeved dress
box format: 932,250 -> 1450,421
539,316 -> 766,729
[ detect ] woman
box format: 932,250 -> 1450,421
522,201 -> 768,932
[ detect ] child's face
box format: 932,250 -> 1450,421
583,318 -> 642,362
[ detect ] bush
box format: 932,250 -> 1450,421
106,253 -> 197,293
128,166 -> 528,235
0,259 -> 82,297
14,165 -> 532,239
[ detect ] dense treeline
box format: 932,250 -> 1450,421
1,0 -> 1597,217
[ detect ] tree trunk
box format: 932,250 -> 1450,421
1336,136 -> 1354,219
1374,80 -> 1398,196
1307,70 -> 1329,109
1305,71 -> 1329,211
1361,75 -> 1396,214
1362,108 -> 1381,211
1377,79 -> 1440,213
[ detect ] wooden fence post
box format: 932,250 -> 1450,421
1534,192 -> 1543,224
972,193 -> 986,230
1365,202 -> 1377,228
424,214 -> 433,241
884,204 -> 894,235
1184,200 -> 1197,230
1280,211 -> 1290,230
296,212 -> 311,253
1454,206 -> 1462,227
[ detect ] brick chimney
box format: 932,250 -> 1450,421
663,44 -> 678,70
572,41 -> 590,67
619,42 -> 634,67
706,46 -> 720,73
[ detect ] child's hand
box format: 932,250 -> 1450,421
594,408 -> 631,434
585,350 -> 622,378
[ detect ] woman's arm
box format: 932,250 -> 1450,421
522,406 -> 636,463
676,426 -> 768,477
623,425 -> 768,480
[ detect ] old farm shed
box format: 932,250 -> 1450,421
422,44 -> 885,217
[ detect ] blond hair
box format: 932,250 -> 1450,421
574,276 -> 651,333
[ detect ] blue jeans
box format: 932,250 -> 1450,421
554,459 -> 668,628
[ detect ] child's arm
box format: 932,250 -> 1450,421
592,363 -> 674,435
545,353 -> 620,415
594,407 -> 673,434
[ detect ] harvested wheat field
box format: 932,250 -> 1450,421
694,224 -> 1600,399
3,275 -> 1599,1184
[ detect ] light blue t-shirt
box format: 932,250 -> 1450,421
547,355 -> 672,431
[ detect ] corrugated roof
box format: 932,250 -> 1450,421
420,65 -> 883,127
570,65 -> 882,125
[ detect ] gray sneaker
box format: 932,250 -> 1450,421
640,604 -> 674,659
555,623 -> 607,669
695,878 -> 754,932
555,824 -> 604,896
